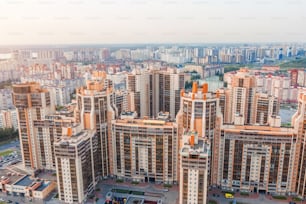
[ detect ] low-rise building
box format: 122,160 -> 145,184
0,169 -> 55,200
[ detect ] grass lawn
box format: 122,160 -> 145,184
293,196 -> 303,201
111,188 -> 144,196
208,200 -> 217,204
272,195 -> 287,200
279,57 -> 306,69
240,192 -> 249,196
0,149 -> 14,157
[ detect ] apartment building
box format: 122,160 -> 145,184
127,68 -> 187,119
179,131 -> 210,204
0,109 -> 18,130
0,88 -> 14,110
75,72 -> 116,177
112,117 -> 178,184
220,68 -> 279,125
214,125 -> 296,195
12,82 -> 55,169
54,126 -> 98,204
12,82 -> 77,170
176,82 -> 222,186
291,90 -> 306,198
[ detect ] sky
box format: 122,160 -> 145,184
0,0 -> 305,45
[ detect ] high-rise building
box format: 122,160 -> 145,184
127,68 -> 187,119
54,125 -> 98,204
0,89 -> 14,110
75,71 -> 116,178
179,131 -> 210,204
221,68 -> 279,125
0,109 -> 18,130
176,82 -> 222,139
291,90 -> 306,198
112,116 -> 178,184
214,124 -> 296,194
12,82 -> 55,169
176,82 -> 223,185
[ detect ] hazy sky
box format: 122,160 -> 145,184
0,0 -> 305,45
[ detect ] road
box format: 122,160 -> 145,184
0,140 -> 19,152
210,194 -> 290,204
0,191 -> 43,204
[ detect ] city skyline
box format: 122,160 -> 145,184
0,0 -> 305,45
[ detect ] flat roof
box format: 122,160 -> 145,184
113,119 -> 174,127
222,124 -> 295,136
0,169 -> 24,185
14,175 -> 33,186
35,181 -> 50,191
126,196 -> 144,204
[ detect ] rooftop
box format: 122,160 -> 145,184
14,175 -> 34,186
181,139 -> 210,157
113,118 -> 175,128
222,124 -> 295,136
126,196 -> 145,204
0,169 -> 24,185
35,181 -> 50,191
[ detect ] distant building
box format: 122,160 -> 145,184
221,68 -> 279,125
0,109 -> 18,130
0,89 -> 14,110
127,68 -> 187,119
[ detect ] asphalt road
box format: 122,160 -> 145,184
0,140 -> 19,152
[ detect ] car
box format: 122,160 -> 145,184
0,198 -> 4,201
7,200 -> 13,203
289,202 -> 296,204
225,193 -> 234,199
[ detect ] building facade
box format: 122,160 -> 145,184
75,72 -> 116,177
12,82 -> 55,169
179,131 -> 210,204
127,68 -> 187,119
54,126 -> 98,204
214,125 -> 296,195
112,118 -> 178,184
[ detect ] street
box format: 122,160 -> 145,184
0,140 -> 19,152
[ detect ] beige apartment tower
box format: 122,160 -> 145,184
75,71 -> 116,178
12,82 -> 55,169
127,68 -> 187,119
219,68 -> 279,125
179,131 -> 210,204
291,90 -> 306,198
112,117 -> 178,184
54,125 -> 98,204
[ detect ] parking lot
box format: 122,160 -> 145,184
208,187 -> 306,204
0,141 -> 21,169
